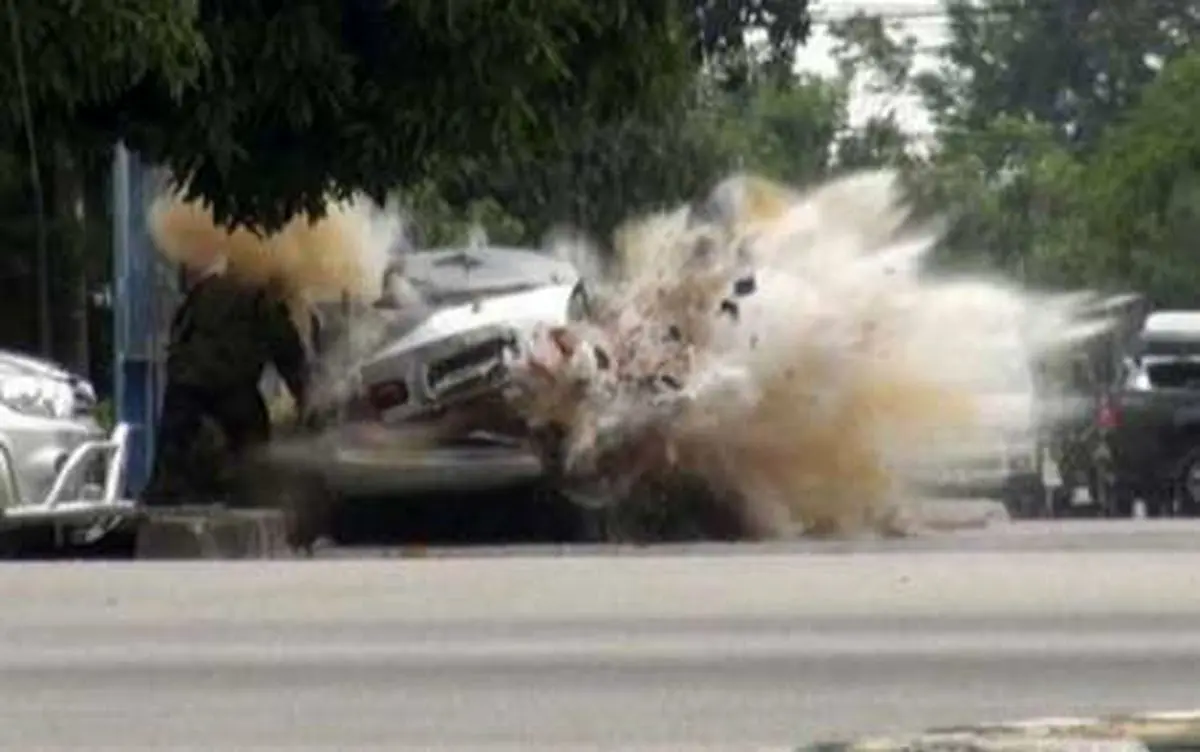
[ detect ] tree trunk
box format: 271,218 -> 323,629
51,142 -> 90,377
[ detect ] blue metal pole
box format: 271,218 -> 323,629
112,144 -> 166,497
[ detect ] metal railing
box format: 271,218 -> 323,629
0,443 -> 18,510
1,422 -> 138,526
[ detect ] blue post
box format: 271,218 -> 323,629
112,145 -> 176,497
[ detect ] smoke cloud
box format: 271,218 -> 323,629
504,170 -> 1114,536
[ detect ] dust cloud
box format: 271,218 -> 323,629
146,173 -> 1114,538
147,191 -> 415,415
504,170 -> 1114,535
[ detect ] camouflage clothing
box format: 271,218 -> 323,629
142,271 -> 310,507
165,272 -> 308,399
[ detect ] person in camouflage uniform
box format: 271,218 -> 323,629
141,247 -> 311,508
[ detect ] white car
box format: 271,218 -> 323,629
911,344 -> 1050,517
302,245 -> 585,497
0,350 -> 134,541
0,351 -> 103,507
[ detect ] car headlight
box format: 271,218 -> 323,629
0,376 -> 75,419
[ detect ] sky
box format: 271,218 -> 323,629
794,0 -> 950,135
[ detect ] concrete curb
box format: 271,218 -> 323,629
800,709 -> 1200,751
134,506 -> 293,559
917,497 -> 1011,530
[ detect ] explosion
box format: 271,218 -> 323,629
147,190 -> 410,413
145,171 -> 1112,540
503,170 -> 1110,536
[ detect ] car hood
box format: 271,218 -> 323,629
368,283 -> 577,361
0,350 -> 76,382
0,350 -> 98,411
348,245 -> 580,356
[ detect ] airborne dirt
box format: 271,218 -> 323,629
147,173 -> 1112,542
504,171 -> 1112,537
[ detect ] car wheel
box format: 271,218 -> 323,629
1174,448 -> 1200,517
1048,486 -> 1079,518
277,473 -> 337,554
1003,473 -> 1046,519
1107,484 -> 1135,518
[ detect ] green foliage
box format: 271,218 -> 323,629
421,68 -> 849,249
94,398 -> 115,432
921,0 -> 1199,151
99,0 -> 694,232
828,12 -> 919,95
720,76 -> 846,183
429,106 -> 735,246
4,0 -> 1198,321
824,11 -> 922,172
849,0 -> 1200,305
0,0 -> 207,146
808,0 -> 1189,309
1085,51 -> 1200,255
1055,50 -> 1200,304
398,179 -> 526,249
692,0 -> 814,89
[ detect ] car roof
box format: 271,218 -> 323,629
401,246 -> 578,297
1143,310 -> 1200,339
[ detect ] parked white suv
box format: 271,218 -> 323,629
914,341 -> 1049,517
0,351 -> 106,510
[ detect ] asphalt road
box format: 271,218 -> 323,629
4,521 -> 1200,750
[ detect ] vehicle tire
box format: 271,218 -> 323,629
1048,486 -> 1077,518
276,472 -> 337,554
1002,473 -> 1046,519
561,473 -> 750,543
0,528 -> 46,558
1111,492 -> 1135,518
1174,448 -> 1200,517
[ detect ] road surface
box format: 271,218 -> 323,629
4,520 -> 1200,749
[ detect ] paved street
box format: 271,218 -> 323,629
3,521 -> 1200,749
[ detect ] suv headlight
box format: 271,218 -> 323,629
0,376 -> 75,419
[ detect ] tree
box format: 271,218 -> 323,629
909,5 -> 1200,303
920,0 -> 1200,152
712,74 -> 845,184
421,66 -> 850,251
92,0 -> 695,232
692,0 -> 814,89
398,179 -> 526,249
825,11 -> 921,171
428,99 -> 740,247
374,0 -> 824,250
1072,50 -> 1200,303
1,0 -> 207,365
2,0 -> 695,367
823,8 -> 1097,277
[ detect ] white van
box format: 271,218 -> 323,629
915,336 -> 1047,517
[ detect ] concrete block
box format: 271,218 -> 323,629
917,497 -> 1011,530
135,506 -> 292,559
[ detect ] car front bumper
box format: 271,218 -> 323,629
275,419 -> 547,498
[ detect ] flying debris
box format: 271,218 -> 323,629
503,170 -> 1118,537
146,173 -> 1119,542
